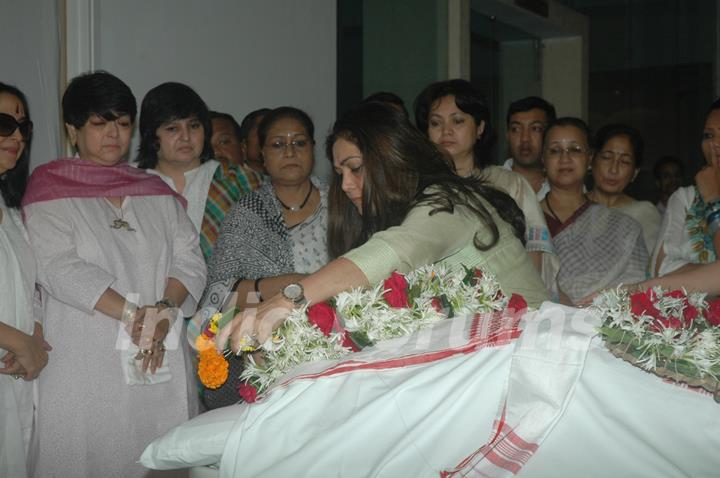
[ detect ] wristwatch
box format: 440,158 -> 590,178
281,283 -> 307,307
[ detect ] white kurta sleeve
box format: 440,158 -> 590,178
24,200 -> 115,315
167,199 -> 207,317
651,187 -> 695,277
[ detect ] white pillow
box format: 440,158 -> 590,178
140,404 -> 246,470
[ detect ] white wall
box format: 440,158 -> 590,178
3,0 -> 337,177
1,0 -> 63,169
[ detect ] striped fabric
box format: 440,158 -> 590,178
239,163 -> 265,191
199,163 -> 256,261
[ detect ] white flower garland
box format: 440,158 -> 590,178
239,264 -> 511,397
592,286 -> 720,396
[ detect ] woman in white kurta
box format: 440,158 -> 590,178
23,72 -> 206,478
652,98 -> 720,277
0,83 -> 48,478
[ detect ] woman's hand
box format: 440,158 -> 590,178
126,306 -> 175,374
0,322 -> 51,380
216,293 -> 295,354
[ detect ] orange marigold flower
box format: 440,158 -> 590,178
195,334 -> 215,352
197,348 -> 229,389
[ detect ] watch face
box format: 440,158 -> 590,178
283,283 -> 304,302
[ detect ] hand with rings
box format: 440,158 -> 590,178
129,305 -> 174,374
216,292 -> 294,355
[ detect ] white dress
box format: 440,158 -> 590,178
0,199 -> 37,478
25,195 -> 206,478
651,186 -> 697,276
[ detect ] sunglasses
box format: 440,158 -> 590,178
0,113 -> 33,140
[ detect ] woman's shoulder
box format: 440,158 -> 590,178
667,185 -> 696,209
619,199 -> 662,217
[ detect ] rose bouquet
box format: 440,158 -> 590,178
592,286 -> 720,402
197,264 -> 526,402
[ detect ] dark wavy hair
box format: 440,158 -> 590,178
325,101 -> 525,258
593,123 -> 644,168
0,83 -> 31,209
256,106 -> 315,148
136,82 -> 213,169
413,79 -> 495,168
62,70 -> 137,129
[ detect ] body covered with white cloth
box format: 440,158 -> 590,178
142,303 -> 720,477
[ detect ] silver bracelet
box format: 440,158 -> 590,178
155,298 -> 177,310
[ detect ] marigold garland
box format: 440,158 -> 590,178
197,347 -> 229,390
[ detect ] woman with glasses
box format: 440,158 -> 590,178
587,123 -> 660,254
196,106 -> 329,408
136,82 -> 255,262
218,101 -> 547,354
541,117 -> 647,304
0,82 -> 49,478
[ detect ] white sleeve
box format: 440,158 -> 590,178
25,200 -> 115,315
651,187 -> 695,277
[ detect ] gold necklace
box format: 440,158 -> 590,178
105,199 -> 136,232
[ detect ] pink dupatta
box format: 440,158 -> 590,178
22,158 -> 187,212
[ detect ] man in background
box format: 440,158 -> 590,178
210,111 -> 264,189
503,96 -> 556,199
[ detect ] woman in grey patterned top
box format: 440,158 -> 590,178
198,107 -> 329,408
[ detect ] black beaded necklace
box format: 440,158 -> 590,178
277,183 -> 314,212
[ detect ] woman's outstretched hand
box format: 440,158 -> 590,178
216,293 -> 294,354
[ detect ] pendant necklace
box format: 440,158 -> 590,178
105,199 -> 136,232
277,183 -> 314,212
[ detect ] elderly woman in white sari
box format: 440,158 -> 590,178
540,117 -> 648,305
652,98 -> 720,278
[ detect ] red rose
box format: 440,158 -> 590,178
706,299 -> 720,327
383,272 -> 410,308
238,383 -> 257,403
307,302 -> 338,336
431,297 -> 443,313
507,294 -> 527,313
666,290 -> 685,299
682,303 -> 698,327
630,290 -> 660,319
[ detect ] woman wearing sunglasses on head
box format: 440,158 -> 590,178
0,82 -> 50,478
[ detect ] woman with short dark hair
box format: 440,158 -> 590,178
137,82 -> 255,261
24,71 -> 206,477
219,101 -> 548,351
